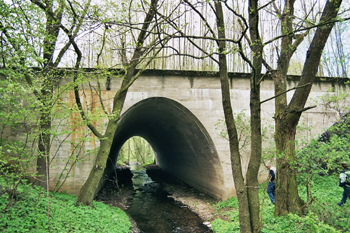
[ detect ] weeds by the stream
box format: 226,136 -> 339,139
211,175 -> 350,233
1,173 -> 350,232
0,177 -> 132,233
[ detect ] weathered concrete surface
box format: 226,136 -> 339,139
49,70 -> 345,200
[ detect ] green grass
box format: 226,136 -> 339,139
211,175 -> 350,233
2,171 -> 350,233
0,178 -> 132,233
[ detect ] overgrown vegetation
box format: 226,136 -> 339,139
211,114 -> 350,232
212,175 -> 349,233
0,177 -> 132,232
2,114 -> 350,232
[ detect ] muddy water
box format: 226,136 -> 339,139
96,164 -> 213,233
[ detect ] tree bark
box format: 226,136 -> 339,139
76,116 -> 120,205
215,1 -> 252,232
246,0 -> 263,231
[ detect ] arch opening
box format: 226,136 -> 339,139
117,136 -> 156,166
105,97 -> 225,199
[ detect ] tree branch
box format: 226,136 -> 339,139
260,83 -> 310,105
263,16 -> 350,46
289,105 -> 316,114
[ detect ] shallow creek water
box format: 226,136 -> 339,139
96,163 -> 213,233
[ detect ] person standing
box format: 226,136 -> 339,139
337,161 -> 350,206
266,164 -> 276,205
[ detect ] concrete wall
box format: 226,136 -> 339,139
49,70 -> 346,199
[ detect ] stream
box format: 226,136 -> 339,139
96,163 -> 213,233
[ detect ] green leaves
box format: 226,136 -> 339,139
212,175 -> 347,232
0,180 -> 132,232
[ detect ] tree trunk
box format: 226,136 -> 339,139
215,1 -> 252,232
274,0 -> 343,216
77,65 -> 141,206
76,131 -> 115,206
35,107 -> 51,189
274,111 -> 305,215
33,2 -> 63,189
76,90 -> 126,206
246,0 -> 263,231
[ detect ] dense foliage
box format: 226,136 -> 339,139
0,177 -> 132,232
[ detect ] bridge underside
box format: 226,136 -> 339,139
104,97 -> 225,199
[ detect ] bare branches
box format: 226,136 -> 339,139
154,4 -> 219,64
118,40 -> 168,95
53,0 -> 92,66
183,0 -> 217,40
263,16 -> 349,47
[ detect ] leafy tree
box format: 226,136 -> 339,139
0,0 -> 92,189
0,73 -> 39,203
75,0 -> 173,206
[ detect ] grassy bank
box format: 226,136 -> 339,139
0,178 -> 132,232
2,172 -> 350,232
211,175 -> 350,233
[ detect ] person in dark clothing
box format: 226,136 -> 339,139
266,164 -> 276,204
337,161 -> 350,207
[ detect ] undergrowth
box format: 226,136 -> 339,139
211,175 -> 350,233
0,177 -> 132,233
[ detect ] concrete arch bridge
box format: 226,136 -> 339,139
51,69 -> 344,200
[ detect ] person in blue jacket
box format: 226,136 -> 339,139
266,164 -> 276,205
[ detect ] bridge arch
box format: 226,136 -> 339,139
105,97 -> 225,199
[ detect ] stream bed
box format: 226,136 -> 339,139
96,163 -> 213,233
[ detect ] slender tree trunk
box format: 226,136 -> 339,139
215,1 -> 252,232
35,8 -> 62,188
35,105 -> 51,188
246,0 -> 263,231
